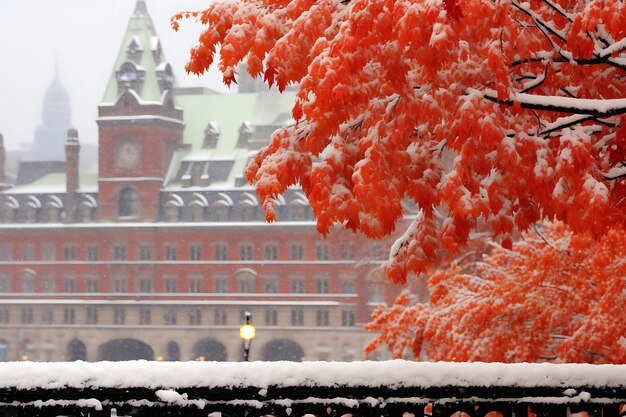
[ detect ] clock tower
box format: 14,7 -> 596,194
96,1 -> 184,222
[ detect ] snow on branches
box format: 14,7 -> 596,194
365,222 -> 626,363
174,0 -> 626,283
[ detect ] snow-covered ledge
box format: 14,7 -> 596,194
0,361 -> 624,417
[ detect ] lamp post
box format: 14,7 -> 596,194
239,311 -> 256,361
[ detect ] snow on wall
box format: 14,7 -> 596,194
0,361 -> 625,391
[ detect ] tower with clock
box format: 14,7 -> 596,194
96,3 -> 184,222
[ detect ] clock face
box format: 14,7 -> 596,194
117,141 -> 141,170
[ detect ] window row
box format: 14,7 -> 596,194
0,272 -> 360,295
0,241 -> 360,262
0,307 -> 357,327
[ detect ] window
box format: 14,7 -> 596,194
290,243 -> 304,260
342,310 -> 356,327
239,244 -> 253,260
112,276 -> 127,293
86,307 -> 98,324
138,244 -> 153,261
0,275 -> 9,292
316,310 -> 330,326
264,276 -> 278,293
138,276 -> 152,293
368,283 -> 385,303
189,243 -> 202,260
0,309 -> 9,324
41,274 -> 56,292
189,308 -> 201,325
264,244 -> 278,260
63,244 -> 76,261
315,244 -> 329,260
42,243 -> 56,260
164,276 -> 178,293
214,244 -> 228,260
368,243 -> 384,259
41,309 -> 53,324
118,187 -> 139,217
290,274 -> 305,293
20,271 -> 35,293
20,243 -> 34,261
0,244 -> 11,261
214,275 -> 229,293
63,308 -> 75,325
139,307 -> 151,325
21,308 -> 33,324
214,309 -> 228,325
291,309 -> 304,326
113,244 -> 127,260
86,276 -> 99,293
164,308 -> 177,325
264,308 -> 277,326
86,244 -> 99,261
340,274 -> 356,294
188,275 -> 203,293
164,243 -> 177,261
240,205 -> 255,221
114,308 -> 125,325
340,244 -> 356,260
238,277 -> 253,293
63,276 -> 76,293
315,274 -> 330,294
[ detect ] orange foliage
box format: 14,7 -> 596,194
174,0 -> 626,282
365,223 -> 626,363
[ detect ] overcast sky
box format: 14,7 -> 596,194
0,0 -> 227,154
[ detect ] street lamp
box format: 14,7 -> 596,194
239,311 -> 256,361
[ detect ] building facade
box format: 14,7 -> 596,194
0,1 -> 395,362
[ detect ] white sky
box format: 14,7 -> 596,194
0,0 -> 228,153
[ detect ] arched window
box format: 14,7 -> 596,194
25,196 -> 41,223
163,194 -> 183,222
118,188 -> 139,218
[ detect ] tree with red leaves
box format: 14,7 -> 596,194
365,222 -> 626,363
174,0 -> 626,283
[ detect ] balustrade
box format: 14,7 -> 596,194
0,362 -> 624,417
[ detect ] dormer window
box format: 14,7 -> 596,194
126,36 -> 143,62
236,122 -> 281,149
164,194 -> 184,222
116,61 -> 145,94
156,62 -> 175,91
237,122 -> 254,148
203,122 -> 221,149
151,36 -> 162,62
25,196 -> 41,223
192,162 -> 210,187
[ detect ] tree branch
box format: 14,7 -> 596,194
480,89 -> 626,117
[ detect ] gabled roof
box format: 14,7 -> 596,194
101,1 -> 167,104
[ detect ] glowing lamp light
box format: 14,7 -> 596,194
240,323 -> 256,341
240,311 -> 255,361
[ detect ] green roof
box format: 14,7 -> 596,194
101,4 -> 162,103
8,172 -> 99,194
168,90 -> 296,187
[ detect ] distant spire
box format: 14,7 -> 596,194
134,0 -> 148,16
53,55 -> 60,82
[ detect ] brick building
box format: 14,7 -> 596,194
0,1 -> 394,362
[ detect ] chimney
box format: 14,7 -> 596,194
65,128 -> 80,222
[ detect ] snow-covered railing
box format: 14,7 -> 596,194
0,361 -> 625,417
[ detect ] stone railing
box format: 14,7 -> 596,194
0,361 -> 624,417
